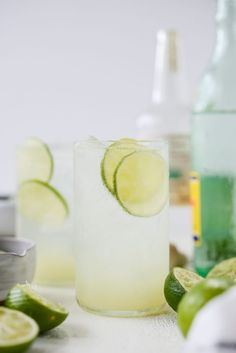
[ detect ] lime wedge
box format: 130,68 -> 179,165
177,278 -> 233,337
114,150 -> 168,217
207,257 -> 236,282
101,138 -> 139,194
17,137 -> 53,183
5,284 -> 69,333
164,267 -> 203,311
17,180 -> 68,226
0,307 -> 38,353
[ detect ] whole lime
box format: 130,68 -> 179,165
177,277 -> 233,336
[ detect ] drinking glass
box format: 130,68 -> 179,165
16,139 -> 75,286
74,138 -> 169,317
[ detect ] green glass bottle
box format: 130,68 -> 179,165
192,0 -> 236,276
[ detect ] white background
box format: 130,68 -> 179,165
0,0 -> 215,193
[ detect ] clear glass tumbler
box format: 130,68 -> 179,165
74,138 -> 169,317
16,138 -> 75,286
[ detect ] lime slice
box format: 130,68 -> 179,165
164,267 -> 203,311
114,150 -> 168,217
17,137 -> 53,183
5,284 -> 69,333
0,307 -> 38,353
207,257 -> 236,282
101,138 -> 139,194
177,277 -> 233,337
17,180 -> 68,226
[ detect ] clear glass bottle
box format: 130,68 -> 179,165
136,30 -> 190,205
192,0 -> 236,276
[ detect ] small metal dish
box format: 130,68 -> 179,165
0,237 -> 36,301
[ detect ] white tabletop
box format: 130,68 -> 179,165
29,287 -> 183,353
28,206 -> 191,353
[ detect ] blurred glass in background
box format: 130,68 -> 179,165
16,139 -> 75,286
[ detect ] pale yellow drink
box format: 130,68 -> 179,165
75,139 -> 169,316
16,140 -> 75,286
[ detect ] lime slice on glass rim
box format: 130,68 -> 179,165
101,138 -> 139,194
5,284 -> 69,333
164,267 -> 203,311
17,180 -> 68,226
0,306 -> 39,353
207,257 -> 236,282
17,137 -> 53,183
177,277 -> 233,337
114,150 -> 168,217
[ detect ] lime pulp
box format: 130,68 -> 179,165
0,307 -> 39,353
17,137 -> 53,183
17,180 -> 68,226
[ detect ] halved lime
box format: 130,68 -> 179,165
17,137 -> 53,183
5,284 -> 69,333
177,277 -> 233,337
0,307 -> 38,353
164,267 -> 203,311
17,180 -> 68,226
114,150 -> 168,217
101,138 -> 139,194
207,257 -> 236,282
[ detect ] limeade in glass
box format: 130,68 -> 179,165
16,138 -> 75,286
75,138 -> 169,317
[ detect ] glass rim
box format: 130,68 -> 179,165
16,141 -> 73,151
74,138 -> 168,150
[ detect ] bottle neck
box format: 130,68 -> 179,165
213,0 -> 236,62
151,30 -> 188,105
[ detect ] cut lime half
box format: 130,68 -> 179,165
101,138 -> 139,194
17,137 -> 53,183
164,267 -> 203,311
114,150 -> 168,217
0,307 -> 38,353
5,284 -> 69,333
17,180 -> 68,226
207,257 -> 236,282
